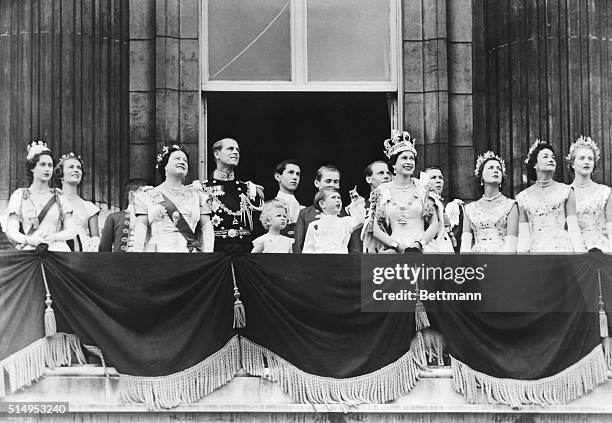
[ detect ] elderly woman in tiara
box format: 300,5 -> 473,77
567,136 -> 612,252
6,141 -> 76,251
516,140 -> 585,253
362,130 -> 439,253
54,153 -> 100,251
133,145 -> 214,252
460,151 -> 518,253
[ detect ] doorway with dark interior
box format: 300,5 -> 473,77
206,92 -> 392,206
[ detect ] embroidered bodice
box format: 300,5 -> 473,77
516,183 -> 572,252
363,180 -> 436,251
465,197 -> 516,253
134,184 -> 211,252
574,183 -> 611,251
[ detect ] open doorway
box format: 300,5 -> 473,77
205,92 -> 391,205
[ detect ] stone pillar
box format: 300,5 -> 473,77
0,0 -> 129,209
129,0 -> 200,185
475,0 -> 612,193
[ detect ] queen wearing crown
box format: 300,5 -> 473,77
567,136 -> 612,251
6,141 -> 76,251
54,153 -> 100,251
362,130 -> 439,253
516,140 -> 585,253
132,145 -> 214,252
460,151 -> 518,253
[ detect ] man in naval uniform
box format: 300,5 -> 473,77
205,138 -> 264,253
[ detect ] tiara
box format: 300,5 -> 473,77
474,151 -> 506,177
524,139 -> 547,164
566,135 -> 600,164
155,144 -> 181,169
59,152 -> 82,164
26,140 -> 51,160
383,130 -> 417,159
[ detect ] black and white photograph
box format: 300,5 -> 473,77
1,0 -> 612,421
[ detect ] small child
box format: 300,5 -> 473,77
251,200 -> 294,253
99,179 -> 149,252
302,187 -> 365,254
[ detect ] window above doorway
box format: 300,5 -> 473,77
202,0 -> 400,92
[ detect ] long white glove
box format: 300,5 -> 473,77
460,232 -> 472,253
517,222 -> 531,253
202,221 -> 215,252
566,215 -> 586,253
503,235 -> 518,253
607,222 -> 612,253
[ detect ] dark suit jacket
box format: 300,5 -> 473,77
99,211 -> 127,252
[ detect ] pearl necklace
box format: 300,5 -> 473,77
482,192 -> 502,201
573,181 -> 593,189
535,179 -> 553,187
161,183 -> 185,196
391,181 -> 415,191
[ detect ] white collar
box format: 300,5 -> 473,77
276,191 -> 298,203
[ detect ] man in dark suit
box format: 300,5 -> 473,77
99,179 -> 149,252
293,165 -> 343,253
349,161 -> 392,253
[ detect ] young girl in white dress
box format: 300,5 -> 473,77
567,136 -> 612,252
516,140 -> 584,253
251,200 -> 294,253
461,151 -> 518,253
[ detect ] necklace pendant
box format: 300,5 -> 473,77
232,217 -> 239,225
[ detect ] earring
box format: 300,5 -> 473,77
480,180 -> 484,186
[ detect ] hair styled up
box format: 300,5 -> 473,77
25,141 -> 54,184
525,142 -> 555,181
157,145 -> 189,181
388,149 -> 417,168
259,199 -> 288,229
53,154 -> 85,187
476,157 -> 505,193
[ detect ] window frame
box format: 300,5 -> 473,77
200,0 -> 401,92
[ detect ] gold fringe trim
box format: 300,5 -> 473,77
421,328 -> 446,366
0,333 -> 86,399
451,344 -> 607,409
119,335 -> 241,410
240,333 -> 427,405
604,337 -> 611,370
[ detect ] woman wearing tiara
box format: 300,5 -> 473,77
516,140 -> 585,253
54,153 -> 100,251
567,136 -> 612,251
133,144 -> 214,252
6,141 -> 76,251
362,130 -> 439,253
460,151 -> 518,253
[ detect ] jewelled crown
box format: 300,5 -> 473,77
566,135 -> 600,164
474,151 -> 506,178
59,152 -> 82,165
155,144 -> 181,169
26,140 -> 51,160
524,139 -> 547,164
383,130 -> 417,159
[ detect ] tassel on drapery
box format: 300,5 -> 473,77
230,262 -> 246,329
451,344 -> 607,409
119,335 -> 242,410
240,332 -> 427,406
